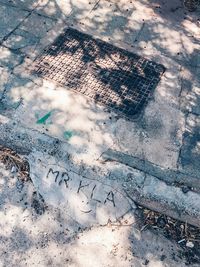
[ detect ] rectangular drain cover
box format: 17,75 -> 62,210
31,28 -> 165,119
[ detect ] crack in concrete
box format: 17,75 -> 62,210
176,110 -> 189,171
0,1 -> 34,12
0,12 -> 32,44
176,70 -> 188,171
0,0 -> 55,48
90,0 -> 101,12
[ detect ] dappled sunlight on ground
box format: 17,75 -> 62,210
0,0 -> 199,171
0,0 -> 200,265
0,164 -> 194,267
8,78 -> 115,163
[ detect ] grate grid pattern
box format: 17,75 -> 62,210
31,28 -> 165,119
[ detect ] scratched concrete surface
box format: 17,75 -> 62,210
0,0 -> 200,266
29,151 -> 135,226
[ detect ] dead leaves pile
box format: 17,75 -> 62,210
138,206 -> 200,264
0,146 -> 30,181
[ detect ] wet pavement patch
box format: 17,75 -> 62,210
31,28 -> 165,119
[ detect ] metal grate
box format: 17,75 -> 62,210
31,28 -> 165,119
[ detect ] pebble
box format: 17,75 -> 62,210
11,166 -> 17,173
186,241 -> 194,248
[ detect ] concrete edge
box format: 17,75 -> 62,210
122,173 -> 200,228
102,148 -> 200,191
0,114 -> 70,158
0,114 -> 200,228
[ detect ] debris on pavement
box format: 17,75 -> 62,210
137,206 -> 200,265
0,145 -> 30,181
183,0 -> 199,12
31,191 -> 46,215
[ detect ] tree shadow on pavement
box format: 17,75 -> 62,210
0,0 -> 200,266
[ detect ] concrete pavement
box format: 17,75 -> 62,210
0,163 -> 199,267
0,0 -> 200,266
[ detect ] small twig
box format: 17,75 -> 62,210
185,221 -> 188,238
140,224 -> 148,232
178,238 -> 186,244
